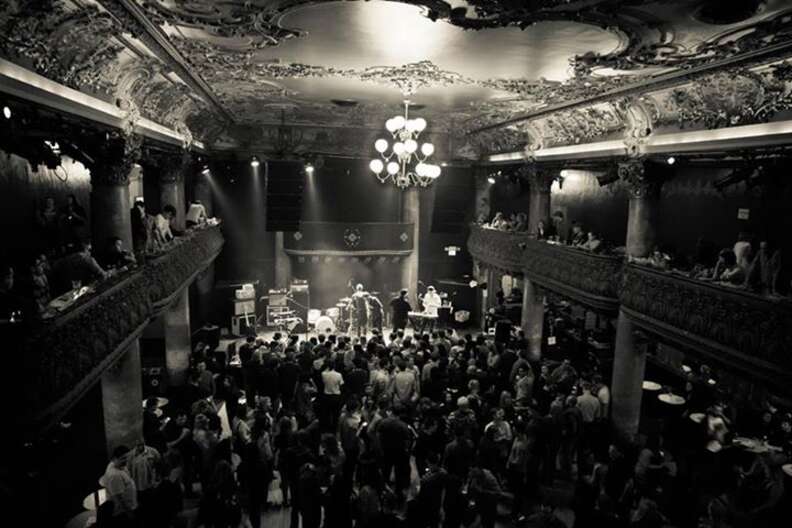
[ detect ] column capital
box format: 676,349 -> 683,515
618,160 -> 662,198
153,150 -> 192,184
519,164 -> 557,194
89,132 -> 143,186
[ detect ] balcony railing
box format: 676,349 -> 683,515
22,223 -> 224,431
620,264 -> 792,391
468,225 -> 622,311
469,226 -> 792,392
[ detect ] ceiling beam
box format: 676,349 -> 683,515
484,119 -> 792,164
470,40 -> 792,135
100,0 -> 234,123
0,58 -> 204,150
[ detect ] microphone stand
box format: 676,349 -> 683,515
286,293 -> 310,341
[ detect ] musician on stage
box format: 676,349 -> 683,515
368,294 -> 384,334
351,283 -> 369,336
389,288 -> 411,331
422,285 -> 442,317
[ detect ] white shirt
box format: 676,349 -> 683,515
322,369 -> 344,395
423,291 -> 442,316
154,214 -> 172,241
186,202 -> 207,224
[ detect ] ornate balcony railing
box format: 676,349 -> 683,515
620,264 -> 792,390
22,223 -> 224,431
468,225 -> 622,311
469,226 -> 792,391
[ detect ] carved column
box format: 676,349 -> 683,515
611,310 -> 646,441
274,232 -> 292,289
521,277 -> 543,361
157,152 -> 191,232
89,133 -> 141,251
101,341 -> 143,455
400,187 -> 420,308
525,166 -> 556,235
164,289 -> 191,387
619,161 -> 663,259
193,169 -> 215,323
611,160 -> 663,440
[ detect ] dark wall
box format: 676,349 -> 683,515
211,159 -> 277,289
488,174 -> 531,218
302,157 -> 401,222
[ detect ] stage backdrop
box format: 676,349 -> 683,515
284,221 -> 414,309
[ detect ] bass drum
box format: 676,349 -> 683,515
315,315 -> 336,334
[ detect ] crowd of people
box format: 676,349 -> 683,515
481,211 -> 611,255
0,197 -> 211,323
94,324 -> 790,528
480,209 -> 789,296
630,232 -> 789,297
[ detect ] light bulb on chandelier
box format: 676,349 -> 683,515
370,100 -> 443,188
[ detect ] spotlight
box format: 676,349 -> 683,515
305,163 -> 315,175
2,106 -> 10,119
201,165 -> 210,176
487,176 -> 496,184
250,156 -> 260,168
441,162 -> 448,167
666,156 -> 676,165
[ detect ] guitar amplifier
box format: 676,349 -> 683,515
267,306 -> 294,326
268,289 -> 288,306
234,299 -> 256,316
231,314 -> 256,336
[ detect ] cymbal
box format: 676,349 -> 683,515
370,291 -> 380,295
339,297 -> 352,302
336,303 -> 347,308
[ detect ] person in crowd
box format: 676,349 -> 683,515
490,212 -> 507,230
101,236 -> 137,270
368,294 -> 384,334
746,240 -> 782,294
536,219 -> 555,240
567,221 -> 586,246
30,255 -> 51,313
709,249 -> 745,285
389,289 -> 411,331
55,240 -> 107,291
154,204 -> 177,246
131,198 -> 150,256
733,231 -> 754,272
102,445 -> 138,527
322,361 -> 344,431
578,232 -> 603,253
59,193 -> 88,248
35,195 -> 59,250
186,199 -> 208,228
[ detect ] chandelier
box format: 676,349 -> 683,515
369,100 -> 441,188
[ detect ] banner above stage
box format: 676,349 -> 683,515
283,221 -> 414,257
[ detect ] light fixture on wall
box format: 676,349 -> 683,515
666,156 -> 676,165
201,165 -> 210,176
250,156 -> 260,168
304,163 -> 315,175
2,106 -> 10,119
369,100 -> 441,188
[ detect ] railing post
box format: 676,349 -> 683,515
521,277 -> 544,361
525,165 -> 557,235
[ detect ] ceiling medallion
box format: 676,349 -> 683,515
369,100 -> 441,189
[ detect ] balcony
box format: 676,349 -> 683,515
468,225 -> 623,311
22,223 -> 224,431
469,226 -> 792,392
620,264 -> 792,391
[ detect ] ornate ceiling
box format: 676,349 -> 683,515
2,0 -> 792,158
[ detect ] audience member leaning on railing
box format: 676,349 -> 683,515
0,202 -> 220,325
629,236 -> 789,298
